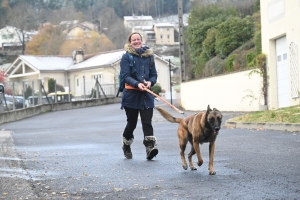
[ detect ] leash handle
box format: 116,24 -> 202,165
144,88 -> 184,115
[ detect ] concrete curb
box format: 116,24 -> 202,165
225,121 -> 300,132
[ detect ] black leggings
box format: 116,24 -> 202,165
123,106 -> 153,140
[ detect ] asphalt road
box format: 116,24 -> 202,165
0,103 -> 300,199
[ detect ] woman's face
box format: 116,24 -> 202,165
130,34 -> 142,49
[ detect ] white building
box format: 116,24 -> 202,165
124,15 -> 153,29
0,26 -> 23,51
261,0 -> 300,109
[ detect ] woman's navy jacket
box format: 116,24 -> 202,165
120,48 -> 157,110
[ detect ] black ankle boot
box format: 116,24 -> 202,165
122,137 -> 133,159
143,136 -> 158,160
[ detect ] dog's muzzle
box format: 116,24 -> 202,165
214,127 -> 220,135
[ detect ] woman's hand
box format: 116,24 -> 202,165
144,81 -> 151,89
138,81 -> 151,90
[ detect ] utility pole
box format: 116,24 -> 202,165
178,0 -> 186,82
169,59 -> 173,104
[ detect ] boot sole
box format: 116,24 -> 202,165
147,149 -> 158,160
122,147 -> 132,159
125,155 -> 132,159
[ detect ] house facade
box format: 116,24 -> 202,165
5,50 -> 174,99
66,23 -> 99,40
153,23 -> 175,45
261,0 -> 300,109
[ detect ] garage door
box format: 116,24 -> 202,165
276,36 -> 290,108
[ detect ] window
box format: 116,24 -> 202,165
167,28 -> 169,31
277,55 -> 281,62
167,34 -> 170,39
2,35 -> 7,39
283,53 -> 287,60
9,34 -> 14,39
77,79 -> 79,86
93,74 -> 103,82
160,35 -> 163,39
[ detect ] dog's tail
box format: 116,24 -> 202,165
156,106 -> 182,124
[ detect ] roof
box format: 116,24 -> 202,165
145,31 -> 155,34
134,26 -> 153,30
19,55 -> 73,71
124,16 -> 153,21
67,50 -> 125,70
154,23 -> 174,27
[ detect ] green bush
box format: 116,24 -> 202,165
234,50 -> 249,70
202,28 -> 219,59
186,16 -> 225,67
230,40 -> 255,55
48,78 -> 55,93
203,56 -> 224,76
224,54 -> 237,72
246,50 -> 257,67
254,31 -> 262,54
192,52 -> 210,78
152,84 -> 162,95
48,78 -> 65,93
215,16 -> 254,58
24,86 -> 33,99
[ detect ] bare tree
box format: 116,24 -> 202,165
47,4 -> 79,24
97,8 -> 130,49
7,2 -> 37,55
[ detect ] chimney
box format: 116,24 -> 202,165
73,48 -> 84,64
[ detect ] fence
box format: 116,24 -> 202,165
0,78 -> 118,113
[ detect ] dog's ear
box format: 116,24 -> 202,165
207,105 -> 212,112
206,105 -> 212,117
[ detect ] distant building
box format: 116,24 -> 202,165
132,26 -> 155,46
0,26 -> 37,55
124,15 -> 153,30
126,15 -> 175,45
66,22 -> 100,40
0,26 -> 23,52
153,23 -> 175,45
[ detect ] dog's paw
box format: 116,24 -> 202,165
190,166 -> 197,171
209,171 -> 216,175
197,160 -> 203,166
182,165 -> 188,170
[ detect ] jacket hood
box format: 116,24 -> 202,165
124,44 -> 153,57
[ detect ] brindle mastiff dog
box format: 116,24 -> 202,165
156,105 -> 222,175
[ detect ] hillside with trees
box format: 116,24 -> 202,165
185,0 -> 262,80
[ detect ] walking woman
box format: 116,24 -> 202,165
120,32 -> 158,160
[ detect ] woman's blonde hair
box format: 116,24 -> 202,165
127,32 -> 143,43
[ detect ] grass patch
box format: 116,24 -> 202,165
231,105 -> 300,123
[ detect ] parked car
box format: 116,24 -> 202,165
13,96 -> 24,109
4,95 -> 25,109
3,100 -> 13,111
